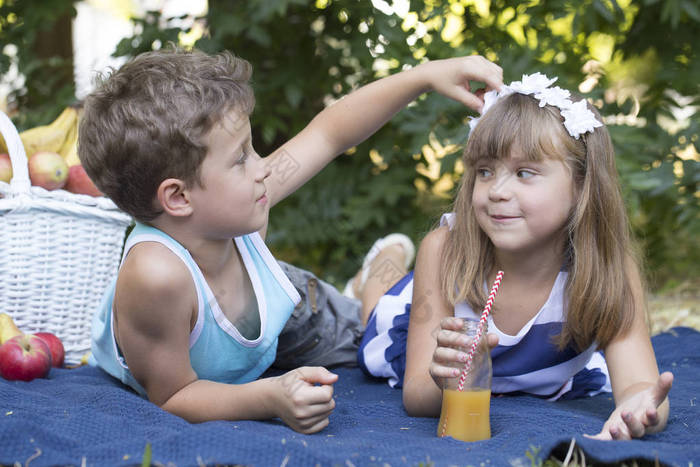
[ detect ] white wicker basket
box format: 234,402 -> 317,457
0,110 -> 132,364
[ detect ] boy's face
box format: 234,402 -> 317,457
188,109 -> 271,238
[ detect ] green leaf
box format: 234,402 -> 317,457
284,84 -> 303,108
141,442 -> 152,467
682,0 -> 700,21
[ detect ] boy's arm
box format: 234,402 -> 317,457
263,55 -> 502,208
113,243 -> 337,433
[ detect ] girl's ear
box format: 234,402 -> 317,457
157,178 -> 193,217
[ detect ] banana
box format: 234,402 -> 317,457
18,106 -> 78,157
58,114 -> 80,166
0,312 -> 23,345
62,138 -> 80,166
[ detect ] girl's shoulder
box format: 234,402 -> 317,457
417,224 -> 450,259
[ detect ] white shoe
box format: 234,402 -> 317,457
342,233 -> 415,299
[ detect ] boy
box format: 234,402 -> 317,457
80,47 -> 502,433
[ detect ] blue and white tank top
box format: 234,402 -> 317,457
90,222 -> 301,397
358,213 -> 610,400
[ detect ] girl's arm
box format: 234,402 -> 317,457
264,56 -> 502,208
589,258 -> 673,440
403,227 -> 456,416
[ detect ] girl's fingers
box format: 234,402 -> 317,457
433,346 -> 468,365
584,431 -> 611,441
430,362 -> 462,379
486,332 -> 499,349
652,372 -> 674,406
435,329 -> 470,349
439,317 -> 465,331
622,412 -> 646,438
644,408 -> 659,428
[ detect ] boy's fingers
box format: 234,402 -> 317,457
452,89 -> 485,112
296,381 -> 335,405
297,366 -> 338,385
298,414 -> 331,434
482,72 -> 503,92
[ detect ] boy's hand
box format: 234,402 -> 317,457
273,366 -> 338,434
429,317 -> 498,388
419,55 -> 503,112
586,371 -> 673,440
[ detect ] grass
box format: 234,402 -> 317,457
648,279 -> 700,335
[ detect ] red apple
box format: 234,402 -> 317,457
28,151 -> 68,190
0,153 -> 11,183
0,334 -> 52,381
63,164 -> 102,196
34,332 -> 65,368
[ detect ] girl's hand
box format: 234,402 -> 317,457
420,55 -> 503,112
586,371 -> 674,440
272,366 -> 338,434
429,317 -> 498,388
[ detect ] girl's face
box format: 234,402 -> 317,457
471,148 -> 576,256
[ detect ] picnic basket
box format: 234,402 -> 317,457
0,110 -> 132,364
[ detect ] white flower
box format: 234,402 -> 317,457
560,99 -> 603,139
534,86 -> 571,109
481,89 -> 502,116
468,115 -> 481,133
468,72 -> 602,139
509,73 -> 557,95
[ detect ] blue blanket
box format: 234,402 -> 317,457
1,327 -> 698,466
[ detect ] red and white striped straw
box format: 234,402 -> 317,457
456,270 -> 503,392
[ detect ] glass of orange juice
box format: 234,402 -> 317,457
437,319 -> 492,442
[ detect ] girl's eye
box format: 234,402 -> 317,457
516,169 -> 535,179
477,168 -> 493,178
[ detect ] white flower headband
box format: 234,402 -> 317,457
469,72 -> 603,140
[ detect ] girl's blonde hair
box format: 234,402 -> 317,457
441,92 -> 643,351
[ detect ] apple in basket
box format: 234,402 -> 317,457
28,151 -> 68,190
64,164 -> 103,197
34,332 -> 65,368
0,153 -> 11,183
0,334 -> 52,381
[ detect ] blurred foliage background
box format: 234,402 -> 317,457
1,0 -> 698,291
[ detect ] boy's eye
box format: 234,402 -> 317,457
236,150 -> 248,165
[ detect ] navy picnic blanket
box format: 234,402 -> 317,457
1,326 -> 698,466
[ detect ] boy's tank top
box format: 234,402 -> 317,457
89,222 -> 301,397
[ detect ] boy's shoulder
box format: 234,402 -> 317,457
115,241 -> 196,313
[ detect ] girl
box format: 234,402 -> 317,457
357,73 -> 673,440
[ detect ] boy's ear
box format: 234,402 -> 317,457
157,178 -> 193,217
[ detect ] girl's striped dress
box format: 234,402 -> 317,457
358,213 -> 611,400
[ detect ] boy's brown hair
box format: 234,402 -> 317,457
78,47 -> 255,222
